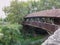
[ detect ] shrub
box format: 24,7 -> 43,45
0,24 -> 23,45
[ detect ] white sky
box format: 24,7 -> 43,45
0,0 -> 38,18
0,0 -> 11,18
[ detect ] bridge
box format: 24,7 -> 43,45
23,9 -> 60,35
23,21 -> 58,35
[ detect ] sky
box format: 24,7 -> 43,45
0,0 -> 11,18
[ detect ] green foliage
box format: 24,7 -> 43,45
0,24 -> 23,45
3,0 -> 29,24
20,35 -> 45,45
3,0 -> 60,45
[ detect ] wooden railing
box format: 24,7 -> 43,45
23,21 -> 58,33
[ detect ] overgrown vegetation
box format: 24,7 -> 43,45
1,0 -> 60,45
0,24 -> 45,45
0,24 -> 22,45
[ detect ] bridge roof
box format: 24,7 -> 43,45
26,9 -> 60,18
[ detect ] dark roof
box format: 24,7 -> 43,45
26,9 -> 60,18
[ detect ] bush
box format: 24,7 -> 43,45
0,24 -> 23,45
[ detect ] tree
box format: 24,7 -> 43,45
3,0 -> 29,24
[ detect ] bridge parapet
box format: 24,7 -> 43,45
23,21 -> 58,34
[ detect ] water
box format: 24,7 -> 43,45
41,28 -> 60,45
